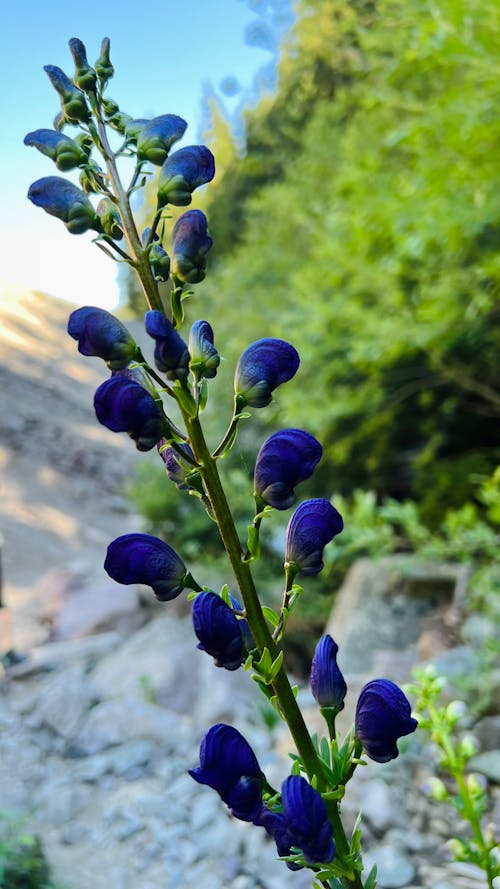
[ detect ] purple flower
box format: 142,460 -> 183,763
192,591 -> 245,671
68,37 -> 97,93
136,114 -> 187,165
285,499 -> 343,576
254,429 -> 322,510
68,306 -> 137,369
94,375 -> 164,450
24,129 -> 88,171
44,64 -> 90,123
144,311 -> 190,380
257,776 -> 335,868
355,679 -> 418,763
189,724 -> 264,822
158,441 -> 195,488
157,145 -> 215,207
27,177 -> 100,234
104,533 -> 187,601
234,339 -> 300,409
310,635 -> 347,711
189,320 -> 220,379
171,210 -> 213,284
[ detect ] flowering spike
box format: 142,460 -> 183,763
355,679 -> 418,763
94,375 -> 164,450
254,429 -> 322,510
285,498 -> 343,576
310,635 -> 347,711
234,338 -> 300,409
192,591 -> 245,671
189,320 -> 220,379
189,724 -> 264,822
171,210 -> 213,284
144,310 -> 190,380
157,145 -> 215,207
105,533 -> 187,601
67,306 -> 137,369
136,114 -> 188,166
27,176 -> 101,234
24,129 -> 88,171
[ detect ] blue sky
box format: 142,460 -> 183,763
0,0 -> 288,308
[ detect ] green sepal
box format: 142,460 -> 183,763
219,584 -> 231,606
261,606 -> 280,628
173,381 -> 198,418
364,865 -> 378,889
246,524 -> 261,561
197,378 -> 208,412
170,286 -> 184,328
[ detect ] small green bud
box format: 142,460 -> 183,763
107,111 -> 132,134
466,773 -> 486,798
102,97 -> 119,117
447,838 -> 468,861
460,735 -> 479,759
79,160 -> 107,194
96,198 -> 123,239
95,37 -> 114,86
426,776 -> 449,802
445,700 -> 467,726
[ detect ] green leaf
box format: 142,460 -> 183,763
246,524 -> 261,560
261,606 -> 280,628
364,864 -> 378,889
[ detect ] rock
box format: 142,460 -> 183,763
35,663 -> 97,737
34,779 -> 91,827
52,578 -> 142,641
6,631 -> 122,677
468,750 -> 500,784
71,698 -> 185,755
473,715 -> 500,751
363,843 -> 416,888
361,778 -> 403,833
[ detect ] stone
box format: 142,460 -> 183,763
35,663 -> 97,737
71,698 -> 185,755
473,715 -> 500,751
52,577 -> 141,640
6,631 -> 121,677
363,843 -> 416,888
34,779 -> 91,827
468,750 -> 500,784
361,778 -> 403,833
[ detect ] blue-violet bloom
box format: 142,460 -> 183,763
24,129 -> 88,171
68,37 -> 97,92
310,635 -> 347,711
192,591 -> 245,671
257,776 -> 335,868
234,338 -> 300,408
94,375 -> 164,450
105,533 -> 187,601
285,498 -> 343,576
157,145 -> 215,207
189,724 -> 264,822
254,429 -> 322,509
171,209 -> 213,283
68,306 -> 138,369
136,114 -> 187,165
355,678 -> 418,763
145,311 -> 190,380
27,177 -> 101,234
44,64 -> 91,123
189,320 -> 220,379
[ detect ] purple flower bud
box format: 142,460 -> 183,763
94,375 -> 164,450
189,320 -> 220,379
68,306 -> 137,369
27,176 -> 100,234
310,635 -> 347,711
68,37 -> 97,93
136,114 -> 187,165
157,146 -> 215,208
95,37 -> 114,86
104,533 -> 187,601
44,64 -> 91,123
234,339 -> 300,409
254,429 -> 322,510
192,591 -> 245,671
158,441 -> 195,488
144,310 -> 190,380
355,679 -> 418,763
24,129 -> 88,171
171,210 -> 213,283
280,776 -> 335,865
285,499 -> 343,576
189,724 -> 264,822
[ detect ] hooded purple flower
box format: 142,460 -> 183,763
310,635 -> 347,711
171,210 -> 213,284
94,375 -> 164,450
355,679 -> 418,763
68,37 -> 97,93
27,177 -> 101,234
44,64 -> 90,123
68,306 -> 138,369
189,724 -> 264,822
254,429 -> 322,509
157,145 -> 215,207
104,533 -> 187,601
144,311 -> 190,380
192,591 -> 245,671
189,320 -> 220,379
285,499 -> 343,576
234,339 -> 300,409
24,129 -> 88,171
257,776 -> 335,868
136,114 -> 187,165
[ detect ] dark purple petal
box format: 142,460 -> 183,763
157,145 -> 215,207
281,775 -> 335,865
144,310 -> 190,380
94,375 -> 164,451
136,114 -> 187,165
68,306 -> 137,369
192,591 -> 244,671
285,498 -> 343,576
310,635 -> 347,710
189,724 -> 263,821
254,429 -> 322,509
234,339 -> 300,408
171,210 -> 213,283
104,533 -> 186,601
189,320 -> 219,378
27,177 -> 99,234
355,679 -> 418,763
